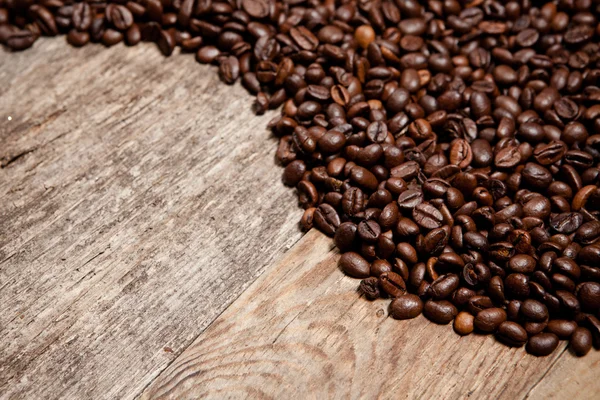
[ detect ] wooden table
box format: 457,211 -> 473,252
1,39 -> 598,400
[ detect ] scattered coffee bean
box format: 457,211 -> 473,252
526,333 -> 560,357
389,294 -> 423,320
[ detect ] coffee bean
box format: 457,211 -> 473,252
334,222 -> 357,252
242,0 -> 269,18
360,277 -> 380,300
508,255 -> 536,274
389,294 -> 423,320
496,321 -> 528,347
379,271 -> 407,298
357,220 -> 381,243
474,308 -> 507,333
412,202 -> 443,229
546,320 -> 577,339
397,189 -> 424,210
423,300 -> 458,325
550,212 -> 583,234
520,299 -> 549,322
527,333 -> 559,357
449,139 -> 473,169
429,274 -> 460,300
313,204 -> 340,236
454,311 -> 474,335
339,252 -> 370,278
106,4 -> 134,31
290,26 -> 319,51
350,166 -> 379,191
571,327 -> 593,356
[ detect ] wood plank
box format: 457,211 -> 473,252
142,229 -> 600,400
0,39 -> 303,399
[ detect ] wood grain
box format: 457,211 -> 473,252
0,39 -> 303,399
142,229 -> 600,400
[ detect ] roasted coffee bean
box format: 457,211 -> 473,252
527,333 -> 559,357
370,259 -> 392,278
389,294 -> 423,320
577,282 -> 600,310
413,202 -> 443,229
313,204 -> 340,236
379,271 -> 407,298
571,327 -> 593,356
342,187 -> 365,216
397,189 -> 424,210
282,160 -> 306,187
474,308 -> 507,333
496,321 -> 528,347
360,277 -> 380,300
520,299 -> 549,322
547,320 -> 578,339
357,220 -> 381,243
454,311 -> 474,335
508,255 -> 536,274
334,222 -> 357,252
429,274 -> 460,300
339,252 -> 370,278
550,212 -> 583,234
423,300 -> 458,325
350,166 -> 379,191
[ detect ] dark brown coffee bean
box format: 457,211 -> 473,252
547,320 -> 578,339
429,274 -> 460,300
550,212 -> 583,234
242,0 -> 269,18
508,254 -> 536,274
495,147 -> 521,169
67,29 -> 89,47
423,300 -> 458,325
389,294 -> 423,320
350,166 -> 378,191
102,29 -> 123,46
449,139 -> 472,169
571,327 -> 593,356
520,299 -> 549,322
474,308 -> 507,333
397,189 -> 424,210
196,46 -> 220,64
106,4 -> 134,31
339,252 -> 370,278
297,180 -> 318,209
379,271 -> 407,298
334,222 -> 357,252
357,220 -> 381,243
313,204 -> 340,236
72,3 -> 92,31
359,277 -> 380,300
496,321 -> 528,347
527,333 -> 559,357
290,26 -> 319,51
412,202 -> 443,229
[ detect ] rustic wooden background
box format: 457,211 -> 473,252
1,39 -> 598,400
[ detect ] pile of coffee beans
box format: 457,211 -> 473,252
2,0 -> 600,358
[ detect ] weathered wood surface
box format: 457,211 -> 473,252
142,229 -> 600,400
0,39 -> 303,399
2,38 -> 599,400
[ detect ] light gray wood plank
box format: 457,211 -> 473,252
142,229 -> 600,400
0,39 -> 302,399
